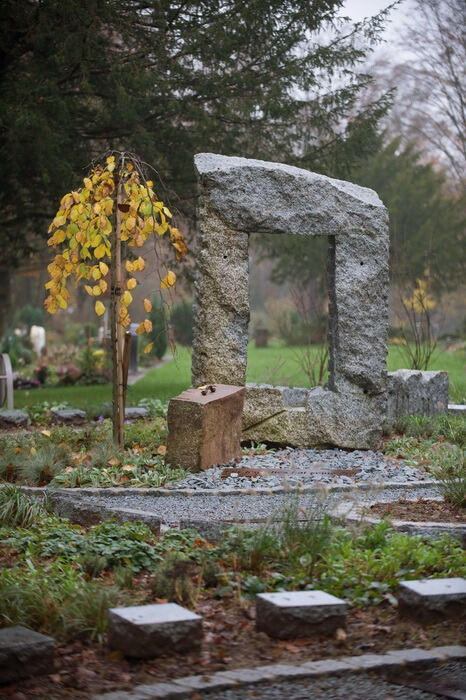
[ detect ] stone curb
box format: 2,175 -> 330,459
93,645 -> 466,698
10,479 -> 440,499
337,501 -> 466,544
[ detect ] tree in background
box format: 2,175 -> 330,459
0,0 -> 395,333
259,139 -> 465,299
379,0 -> 466,192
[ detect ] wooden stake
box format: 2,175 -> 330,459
122,330 -> 131,409
110,171 -> 125,448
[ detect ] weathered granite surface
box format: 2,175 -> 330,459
387,370 -> 449,419
107,603 -> 202,658
0,626 -> 55,683
192,154 -> 389,449
398,577 -> 466,623
256,590 -> 347,639
167,384 -> 245,471
51,408 -> 86,424
0,409 -> 29,428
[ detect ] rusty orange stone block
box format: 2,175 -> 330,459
166,384 -> 245,472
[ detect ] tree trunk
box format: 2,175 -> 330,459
110,178 -> 125,448
0,268 -> 11,339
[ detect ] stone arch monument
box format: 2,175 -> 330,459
191,154 -> 445,450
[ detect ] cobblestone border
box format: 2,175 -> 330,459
13,479 -> 440,499
93,645 -> 466,698
335,500 -> 466,544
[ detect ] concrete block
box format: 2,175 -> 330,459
0,410 -> 29,428
398,577 -> 466,623
166,384 -> 245,471
107,603 -> 202,658
256,590 -> 347,639
0,625 -> 55,684
448,404 -> 466,415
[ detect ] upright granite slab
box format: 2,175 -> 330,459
192,154 -> 389,449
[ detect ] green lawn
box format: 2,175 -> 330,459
14,342 -> 465,411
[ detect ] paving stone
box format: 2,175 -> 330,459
388,647 -> 445,668
256,590 -> 347,639
216,667 -> 278,684
125,407 -> 149,420
398,577 -> 466,623
127,682 -> 190,698
173,673 -> 237,691
107,603 -> 202,658
51,408 -> 86,424
166,384 -> 245,471
338,653 -> 402,672
0,409 -> 29,428
0,625 -> 55,683
301,658 -> 358,675
254,663 -> 312,679
432,645 -> 466,659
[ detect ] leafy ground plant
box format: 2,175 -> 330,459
0,486 -> 47,527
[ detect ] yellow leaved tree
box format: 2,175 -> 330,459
44,152 -> 187,446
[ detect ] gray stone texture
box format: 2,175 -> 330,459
50,495 -> 161,532
256,590 -> 347,639
192,153 -> 389,449
398,577 -> 466,623
0,409 -> 29,428
125,407 -> 149,420
166,384 -> 245,471
107,603 -> 202,658
0,625 -> 55,684
51,408 -> 86,424
387,370 -> 449,419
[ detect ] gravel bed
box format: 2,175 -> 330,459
203,661 -> 466,699
167,448 -> 428,491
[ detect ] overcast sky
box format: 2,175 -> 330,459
342,0 -> 412,43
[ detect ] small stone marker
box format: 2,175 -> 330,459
107,603 -> 202,658
51,408 -> 86,425
398,578 -> 466,623
0,626 -> 55,683
0,409 -> 29,428
166,384 -> 245,471
124,406 -> 149,420
256,590 -> 347,639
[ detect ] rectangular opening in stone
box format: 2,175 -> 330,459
248,233 -> 332,396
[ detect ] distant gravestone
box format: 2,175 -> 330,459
0,353 -> 14,410
30,325 -> 46,356
254,328 -> 269,348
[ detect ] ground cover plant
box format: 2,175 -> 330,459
0,419 -> 187,488
1,490 -> 465,697
384,414 -> 466,510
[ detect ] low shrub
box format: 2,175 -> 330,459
0,562 -> 118,642
170,300 -> 193,346
0,486 -> 47,527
